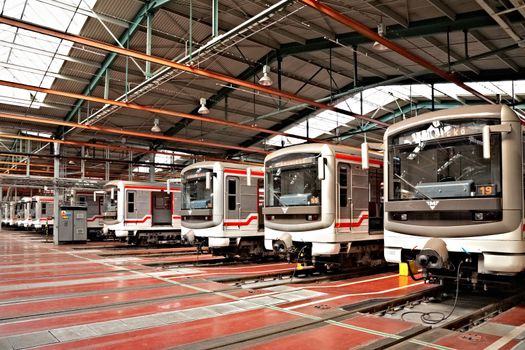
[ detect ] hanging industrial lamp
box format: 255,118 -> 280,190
151,118 -> 161,133
258,65 -> 273,86
373,23 -> 389,51
198,97 -> 210,114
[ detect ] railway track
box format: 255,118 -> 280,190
350,283 -> 525,349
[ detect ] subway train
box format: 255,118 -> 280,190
264,143 -> 384,268
179,161 -> 267,258
29,196 -> 54,231
383,105 -> 525,285
102,180 -> 181,245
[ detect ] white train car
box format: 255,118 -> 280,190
383,105 -> 525,284
18,197 -> 32,229
179,161 -> 266,258
102,181 -> 181,244
1,202 -> 10,226
14,200 -> 24,227
7,201 -> 16,226
264,143 -> 383,268
30,196 -> 54,230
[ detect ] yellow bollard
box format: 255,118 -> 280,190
399,261 -> 416,276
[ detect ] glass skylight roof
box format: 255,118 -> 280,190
133,150 -> 190,174
267,80 -> 525,147
0,0 -> 97,109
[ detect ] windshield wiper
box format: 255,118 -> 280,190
272,192 -> 288,208
394,173 -> 434,201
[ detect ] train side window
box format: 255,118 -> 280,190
339,165 -> 348,207
42,203 -> 47,215
228,178 -> 237,211
127,192 -> 135,213
78,196 -> 86,205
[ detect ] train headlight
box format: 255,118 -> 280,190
400,213 -> 408,221
474,212 -> 484,221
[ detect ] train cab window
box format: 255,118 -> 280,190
339,165 -> 348,207
127,192 -> 135,213
227,178 -> 237,211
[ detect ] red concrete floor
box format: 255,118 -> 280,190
1,230 -> 524,350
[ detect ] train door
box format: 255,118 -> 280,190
225,176 -> 240,229
152,191 -> 172,225
368,168 -> 384,232
351,165 -> 368,232
257,179 -> 264,230
337,163 -> 351,228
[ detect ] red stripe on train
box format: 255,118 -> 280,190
224,169 -> 264,176
335,214 -> 369,228
335,153 -> 383,166
223,215 -> 258,227
124,215 -> 152,224
124,185 -> 181,191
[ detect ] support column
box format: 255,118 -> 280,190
105,149 -> 110,181
53,143 -> 60,245
128,151 -> 133,180
104,70 -> 110,99
26,140 -> 30,177
80,146 -> 86,179
149,153 -> 155,182
145,11 -> 152,79
212,0 -> 219,37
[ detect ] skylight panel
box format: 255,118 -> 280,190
0,0 -> 97,109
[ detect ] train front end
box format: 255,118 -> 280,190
264,144 -> 337,263
101,181 -> 124,238
384,105 -> 525,283
181,162 -> 221,248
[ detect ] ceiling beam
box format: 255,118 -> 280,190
368,0 -> 409,28
426,0 -> 456,20
57,0 -> 171,138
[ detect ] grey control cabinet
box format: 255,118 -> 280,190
54,206 -> 87,244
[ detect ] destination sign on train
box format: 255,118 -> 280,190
396,122 -> 485,145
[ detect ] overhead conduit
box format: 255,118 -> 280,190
0,111 -> 270,155
0,16 -> 389,128
0,80 -> 311,144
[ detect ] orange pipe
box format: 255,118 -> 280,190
0,111 -> 268,155
299,0 -> 494,104
0,80 -> 314,142
0,16 -> 387,127
0,134 -> 262,165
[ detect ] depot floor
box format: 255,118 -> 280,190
0,230 -> 523,350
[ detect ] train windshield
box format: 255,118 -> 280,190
265,153 -> 321,207
388,119 -> 502,201
182,169 -> 213,209
103,187 -> 118,219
